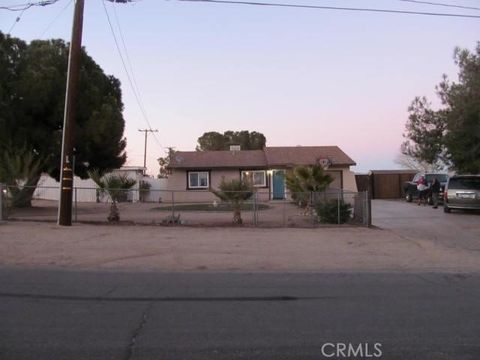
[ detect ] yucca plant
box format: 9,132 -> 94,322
88,169 -> 136,222
211,177 -> 254,224
0,145 -> 48,208
285,164 -> 333,208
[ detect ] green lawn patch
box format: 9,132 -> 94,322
151,203 -> 270,212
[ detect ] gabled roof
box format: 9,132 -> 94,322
264,146 -> 356,167
168,146 -> 356,169
169,150 -> 267,169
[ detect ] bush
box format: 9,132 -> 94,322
315,200 -> 352,224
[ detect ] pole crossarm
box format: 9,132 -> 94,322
138,129 -> 159,173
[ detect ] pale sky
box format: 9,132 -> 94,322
1,0 -> 479,174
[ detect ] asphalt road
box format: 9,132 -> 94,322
1,268 -> 479,360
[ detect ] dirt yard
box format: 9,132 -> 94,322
4,198 -> 364,227
1,217 -> 479,273
1,199 -> 479,272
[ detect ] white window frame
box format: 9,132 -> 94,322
241,170 -> 267,187
188,171 -> 209,189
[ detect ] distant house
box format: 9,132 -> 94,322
33,166 -> 167,203
166,146 -> 357,203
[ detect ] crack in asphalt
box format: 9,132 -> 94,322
124,303 -> 152,360
0,292 -> 335,302
104,286 -> 118,297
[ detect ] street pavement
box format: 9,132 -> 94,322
1,268 -> 479,360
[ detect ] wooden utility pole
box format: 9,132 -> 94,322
58,0 -> 85,226
138,129 -> 158,172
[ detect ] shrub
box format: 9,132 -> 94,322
315,200 -> 352,224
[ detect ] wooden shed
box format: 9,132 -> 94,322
355,170 -> 417,199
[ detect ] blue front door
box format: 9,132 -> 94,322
272,170 -> 285,200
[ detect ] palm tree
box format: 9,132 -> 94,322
88,169 -> 136,222
0,145 -> 48,208
211,177 -> 254,224
286,164 -> 333,208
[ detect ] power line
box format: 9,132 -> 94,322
7,7 -> 27,34
109,1 -> 165,150
1,1 -> 61,11
111,2 -> 142,106
39,0 -> 74,38
176,0 -> 480,18
397,0 -> 480,12
101,0 -> 164,152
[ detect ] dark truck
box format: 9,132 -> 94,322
404,173 -> 448,204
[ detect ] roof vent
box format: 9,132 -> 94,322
230,145 -> 241,151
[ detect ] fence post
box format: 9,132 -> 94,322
337,191 -> 341,225
0,183 -> 4,222
171,191 -> 175,220
283,196 -> 287,227
365,191 -> 372,227
253,192 -> 257,226
310,192 -> 315,227
74,187 -> 78,222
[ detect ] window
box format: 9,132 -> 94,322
241,170 -> 266,187
448,176 -> 480,190
188,171 -> 209,189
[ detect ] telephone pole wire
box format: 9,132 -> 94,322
138,129 -> 159,173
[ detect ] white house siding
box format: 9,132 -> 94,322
141,177 -> 168,203
34,175 -> 98,202
33,173 -> 167,203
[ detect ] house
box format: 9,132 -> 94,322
33,166 -> 167,203
166,146 -> 357,203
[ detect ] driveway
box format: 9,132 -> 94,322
373,199 -> 480,252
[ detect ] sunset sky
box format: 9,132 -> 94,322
1,0 -> 479,174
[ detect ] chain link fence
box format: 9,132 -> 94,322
1,184 -> 371,227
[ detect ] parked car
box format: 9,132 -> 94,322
404,173 -> 448,204
443,175 -> 480,213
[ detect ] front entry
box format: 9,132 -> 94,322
272,170 -> 285,200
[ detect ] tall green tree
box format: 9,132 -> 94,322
402,43 -> 480,173
196,131 -> 266,151
0,32 -> 127,205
